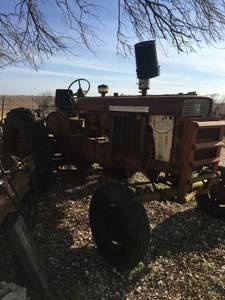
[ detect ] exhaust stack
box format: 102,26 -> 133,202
135,41 -> 160,96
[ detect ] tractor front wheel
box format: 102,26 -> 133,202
89,184 -> 150,270
196,193 -> 225,219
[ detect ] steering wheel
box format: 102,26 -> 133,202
68,78 -> 90,98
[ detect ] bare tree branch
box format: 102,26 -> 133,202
1,0 -> 225,68
118,0 -> 225,55
0,0 -> 100,68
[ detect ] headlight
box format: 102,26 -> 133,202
183,99 -> 210,116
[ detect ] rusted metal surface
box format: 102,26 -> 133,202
44,89 -> 225,202
194,141 -> 224,150
174,117 -> 225,202
6,215 -> 48,294
46,110 -> 82,139
194,120 -> 225,127
0,156 -> 35,225
77,94 -> 213,117
0,156 -> 48,295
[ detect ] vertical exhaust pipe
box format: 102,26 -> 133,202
134,41 -> 160,96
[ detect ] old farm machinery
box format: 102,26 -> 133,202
1,41 -> 225,270
0,155 -> 48,294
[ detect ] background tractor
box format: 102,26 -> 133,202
2,41 -> 225,270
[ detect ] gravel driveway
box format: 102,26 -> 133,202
220,146 -> 225,167
0,164 -> 225,299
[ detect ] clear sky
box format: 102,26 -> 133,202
1,1 -> 225,97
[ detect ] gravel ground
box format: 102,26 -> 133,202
0,161 -> 225,299
220,146 -> 225,167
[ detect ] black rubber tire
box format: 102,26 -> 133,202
2,108 -> 52,189
89,184 -> 150,270
196,194 -> 225,219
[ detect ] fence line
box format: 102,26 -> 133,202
0,95 -> 54,119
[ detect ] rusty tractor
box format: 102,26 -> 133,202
2,41 -> 225,270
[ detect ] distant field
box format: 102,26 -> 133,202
0,95 -> 54,118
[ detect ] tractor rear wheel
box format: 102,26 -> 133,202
89,184 -> 150,270
2,108 -> 52,191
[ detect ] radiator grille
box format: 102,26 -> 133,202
112,115 -> 138,152
183,99 -> 210,116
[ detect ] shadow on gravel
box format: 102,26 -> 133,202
53,170 -> 98,200
31,171 -> 155,300
150,207 -> 225,260
32,185 -> 225,299
2,170 -> 225,300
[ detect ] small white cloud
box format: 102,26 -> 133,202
161,46 -> 225,77
49,57 -> 133,75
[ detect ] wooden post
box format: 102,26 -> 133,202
1,96 -> 5,121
